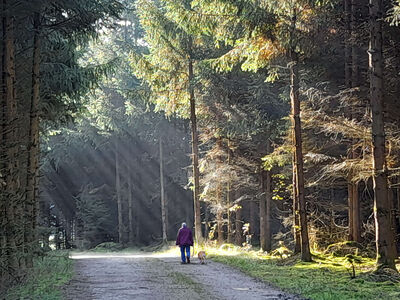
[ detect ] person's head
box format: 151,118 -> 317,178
181,222 -> 187,228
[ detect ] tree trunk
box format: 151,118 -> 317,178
159,137 -> 167,242
352,183 -> 361,242
217,208 -> 224,245
351,0 -> 360,88
128,161 -> 134,245
260,169 -> 272,252
188,44 -> 203,242
250,199 -> 257,244
290,48 -> 312,262
3,0 -> 19,276
115,138 -> 124,245
396,182 -> 400,253
292,149 -> 301,254
134,168 -> 141,243
368,0 -> 397,270
0,0 -> 6,284
216,137 -> 224,245
227,138 -> 233,243
344,0 -> 352,87
204,203 -> 209,240
25,11 -> 41,268
260,138 -> 272,252
345,0 -> 354,242
235,202 -> 243,246
350,0 -> 361,243
55,216 -> 61,250
39,199 -> 50,248
64,218 -> 72,249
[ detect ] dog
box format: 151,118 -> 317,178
197,250 -> 206,264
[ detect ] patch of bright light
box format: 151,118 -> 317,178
70,252 -> 177,260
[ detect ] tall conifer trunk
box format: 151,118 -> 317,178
128,160 -> 134,245
289,10 -> 310,260
260,139 -> 272,252
25,11 -> 41,268
350,0 -> 361,243
115,138 -> 124,245
344,0 -> 352,88
235,199 -> 243,246
188,41 -> 203,242
159,137 -> 167,242
134,166 -> 141,243
227,138 -> 233,243
3,0 -> 19,275
216,138 -> 224,245
368,0 -> 397,270
250,199 -> 257,243
0,0 -> 5,283
345,0 -> 354,241
292,149 -> 301,254
290,46 -> 311,262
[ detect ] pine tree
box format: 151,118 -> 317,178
131,0 -> 205,241
177,0 -> 317,261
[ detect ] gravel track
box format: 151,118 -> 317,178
63,252 -> 300,300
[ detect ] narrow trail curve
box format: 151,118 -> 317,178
63,252 -> 301,300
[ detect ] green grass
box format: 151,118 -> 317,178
207,247 -> 400,300
6,251 -> 73,300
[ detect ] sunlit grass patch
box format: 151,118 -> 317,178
5,251 -> 73,300
207,246 -> 400,300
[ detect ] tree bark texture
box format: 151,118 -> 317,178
2,0 -> 19,276
290,49 -> 312,262
25,11 -> 41,268
292,149 -> 301,254
369,0 -> 398,270
344,0 -> 352,87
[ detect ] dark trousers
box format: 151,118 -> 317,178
180,245 -> 190,262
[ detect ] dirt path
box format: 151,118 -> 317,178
63,252 -> 300,300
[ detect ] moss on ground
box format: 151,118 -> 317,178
5,251 -> 73,300
207,247 -> 400,300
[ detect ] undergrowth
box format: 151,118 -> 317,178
204,245 -> 400,300
5,251 -> 73,300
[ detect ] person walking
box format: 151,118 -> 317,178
176,223 -> 193,264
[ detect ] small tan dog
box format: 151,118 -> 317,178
197,251 -> 206,264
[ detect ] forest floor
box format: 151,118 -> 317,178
206,247 -> 400,300
62,251 -> 299,300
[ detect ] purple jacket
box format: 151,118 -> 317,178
176,227 -> 193,246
